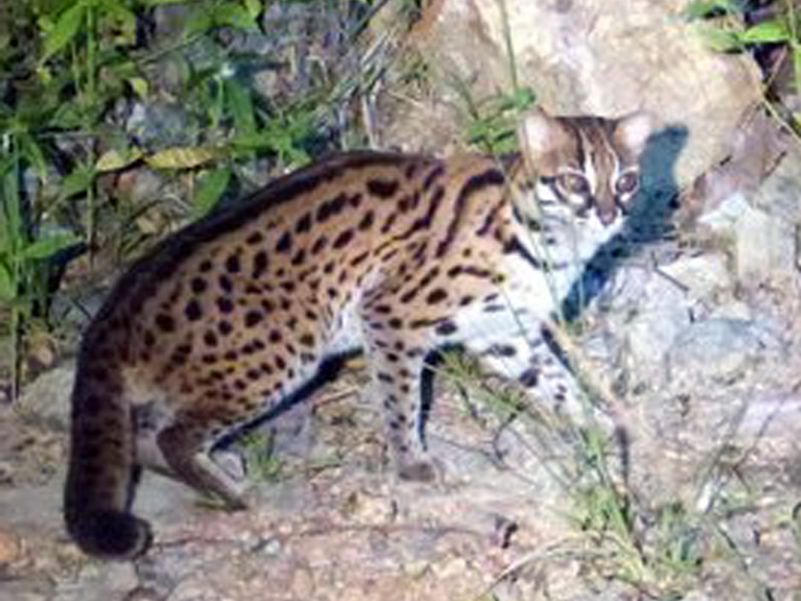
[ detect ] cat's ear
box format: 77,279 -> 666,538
518,107 -> 568,164
613,111 -> 654,155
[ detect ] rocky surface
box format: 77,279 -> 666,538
387,0 -> 761,191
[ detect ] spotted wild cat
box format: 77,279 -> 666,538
64,108 -> 653,559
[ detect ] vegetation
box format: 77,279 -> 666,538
688,0 -> 801,129
0,0 -> 396,396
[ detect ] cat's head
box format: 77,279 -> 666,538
518,108 -> 653,231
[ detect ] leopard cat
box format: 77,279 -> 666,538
64,107 -> 653,559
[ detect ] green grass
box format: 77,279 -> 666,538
239,430 -> 284,483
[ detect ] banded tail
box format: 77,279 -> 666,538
63,356 -> 151,559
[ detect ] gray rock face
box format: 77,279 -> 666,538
694,139 -> 801,288
394,0 -> 761,189
668,318 -> 785,385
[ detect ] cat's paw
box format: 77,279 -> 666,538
212,448 -> 248,482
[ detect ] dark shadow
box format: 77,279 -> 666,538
561,124 -> 689,321
216,350 -> 359,449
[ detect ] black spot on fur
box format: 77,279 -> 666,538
204,331 -> 218,347
245,311 -> 263,327
217,297 -> 234,313
332,229 -> 354,249
317,192 -> 348,222
246,231 -> 263,245
276,231 -> 292,254
291,249 -> 306,266
184,300 -> 202,321
519,368 -> 539,388
295,212 -> 312,234
490,344 -> 517,357
366,178 -> 399,198
358,211 -> 375,231
191,277 -> 207,294
218,275 -> 233,293
225,254 -> 241,273
311,236 -> 328,255
252,251 -> 268,279
155,314 -> 175,332
426,289 -> 448,304
435,320 -> 457,336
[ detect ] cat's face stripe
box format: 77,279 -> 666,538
518,110 -> 652,228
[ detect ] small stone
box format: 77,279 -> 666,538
734,205 -> 796,285
659,253 -> 732,302
16,366 -> 75,431
435,556 -> 468,579
0,527 -> 22,565
291,567 -> 315,598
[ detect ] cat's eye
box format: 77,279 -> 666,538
615,171 -> 639,195
556,173 -> 590,195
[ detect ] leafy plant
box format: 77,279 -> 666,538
464,87 -> 537,155
240,430 -> 284,483
0,0 -> 359,396
688,0 -> 801,94
0,137 -> 78,397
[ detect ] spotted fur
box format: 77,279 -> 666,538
64,108 -> 652,559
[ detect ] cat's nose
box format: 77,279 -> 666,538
598,207 -> 617,227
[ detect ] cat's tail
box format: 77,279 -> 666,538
63,358 -> 151,560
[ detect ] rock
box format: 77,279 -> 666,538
393,0 -> 760,188
667,318 -> 785,385
696,191 -> 750,232
600,261 -> 692,386
733,205 -> 796,286
693,145 -> 801,287
126,102 -> 196,149
15,365 -> 74,431
55,562 -> 139,601
658,252 -> 732,307
752,144 -> 801,223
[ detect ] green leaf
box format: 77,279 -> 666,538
683,0 -> 738,20
793,47 -> 801,93
19,133 -> 48,181
140,0 -> 187,5
213,2 -> 258,30
127,76 -> 149,99
0,262 -> 15,301
243,0 -> 263,21
185,9 -> 214,37
226,79 -> 256,137
697,26 -> 741,52
145,146 -> 222,169
61,164 -> 96,198
41,2 -> 86,64
2,157 -> 23,253
193,167 -> 231,218
49,101 -> 83,130
737,19 -> 791,44
19,233 -> 79,260
99,2 -> 138,46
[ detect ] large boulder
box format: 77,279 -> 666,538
390,0 -> 761,189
